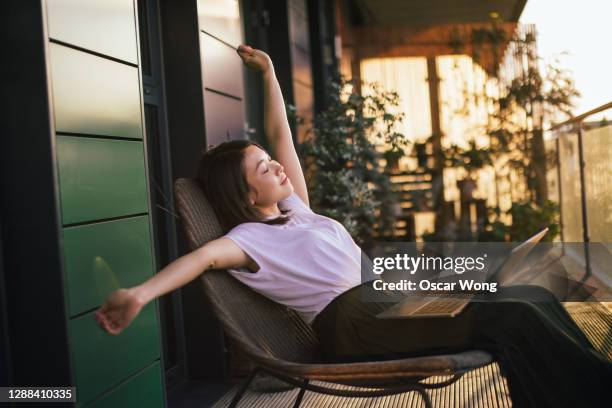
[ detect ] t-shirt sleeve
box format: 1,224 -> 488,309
280,192 -> 313,214
224,224 -> 266,274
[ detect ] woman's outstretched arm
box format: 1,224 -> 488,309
237,45 -> 309,206
95,237 -> 249,335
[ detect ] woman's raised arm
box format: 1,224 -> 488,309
237,45 -> 309,206
95,237 -> 249,335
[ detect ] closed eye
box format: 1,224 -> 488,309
262,156 -> 273,173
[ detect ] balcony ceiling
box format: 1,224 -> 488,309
348,0 -> 527,26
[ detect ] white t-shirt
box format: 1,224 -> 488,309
224,193 -> 362,323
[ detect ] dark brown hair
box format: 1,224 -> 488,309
196,140 -> 291,232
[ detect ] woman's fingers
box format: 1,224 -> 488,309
237,44 -> 253,54
95,289 -> 143,335
95,310 -> 107,329
236,44 -> 271,71
236,45 -> 253,59
100,315 -> 122,335
95,306 -> 123,335
106,322 -> 122,335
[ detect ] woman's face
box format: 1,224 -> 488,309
242,145 -> 293,208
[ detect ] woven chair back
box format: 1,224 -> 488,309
174,178 -> 320,363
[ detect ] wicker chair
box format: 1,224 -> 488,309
174,178 -> 494,408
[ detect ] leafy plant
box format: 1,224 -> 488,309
478,220 -> 508,242
444,140 -> 493,178
423,200 -> 560,242
485,55 -> 579,204
477,201 -> 560,242
298,76 -> 410,245
383,146 -> 405,170
507,200 -> 560,242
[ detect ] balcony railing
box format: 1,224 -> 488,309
546,102 -> 612,284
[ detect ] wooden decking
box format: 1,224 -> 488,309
212,302 -> 611,408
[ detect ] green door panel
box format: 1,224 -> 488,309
57,136 -> 149,224
70,303 -> 160,406
85,362 -> 164,408
46,0 -> 138,64
49,43 -> 142,139
63,216 -> 154,316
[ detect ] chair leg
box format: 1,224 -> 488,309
291,379 -> 309,408
415,387 -> 432,408
228,369 -> 259,408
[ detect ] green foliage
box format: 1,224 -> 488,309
423,201 -> 560,243
478,220 -> 508,242
444,140 -> 493,177
471,26 -> 507,46
298,76 -> 409,245
485,58 -> 580,198
383,147 -> 404,169
422,29 -> 574,242
478,201 -> 560,242
507,200 -> 560,242
470,25 -> 507,63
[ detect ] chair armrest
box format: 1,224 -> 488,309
247,350 -> 494,382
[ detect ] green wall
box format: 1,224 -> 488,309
46,0 -> 164,406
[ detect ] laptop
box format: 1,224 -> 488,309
376,228 -> 549,319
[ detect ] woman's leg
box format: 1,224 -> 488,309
466,288 -> 611,407
313,283 -> 611,407
493,284 -> 596,349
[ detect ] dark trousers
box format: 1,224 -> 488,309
312,283 -> 612,407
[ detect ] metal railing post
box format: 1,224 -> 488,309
549,101 -> 612,282
555,136 -> 564,243
575,123 -> 591,278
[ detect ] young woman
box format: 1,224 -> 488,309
96,45 -> 610,407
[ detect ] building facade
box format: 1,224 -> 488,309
1,0 -> 338,406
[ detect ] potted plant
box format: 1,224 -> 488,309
414,142 -> 428,169
298,76 -> 410,244
383,146 -> 405,172
445,140 -> 492,201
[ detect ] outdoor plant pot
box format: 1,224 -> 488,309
415,143 -> 428,168
384,149 -> 404,171
457,178 -> 477,202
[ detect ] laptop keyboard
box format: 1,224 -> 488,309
412,295 -> 473,315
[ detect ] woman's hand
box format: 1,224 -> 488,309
95,288 -> 144,335
237,44 -> 272,73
